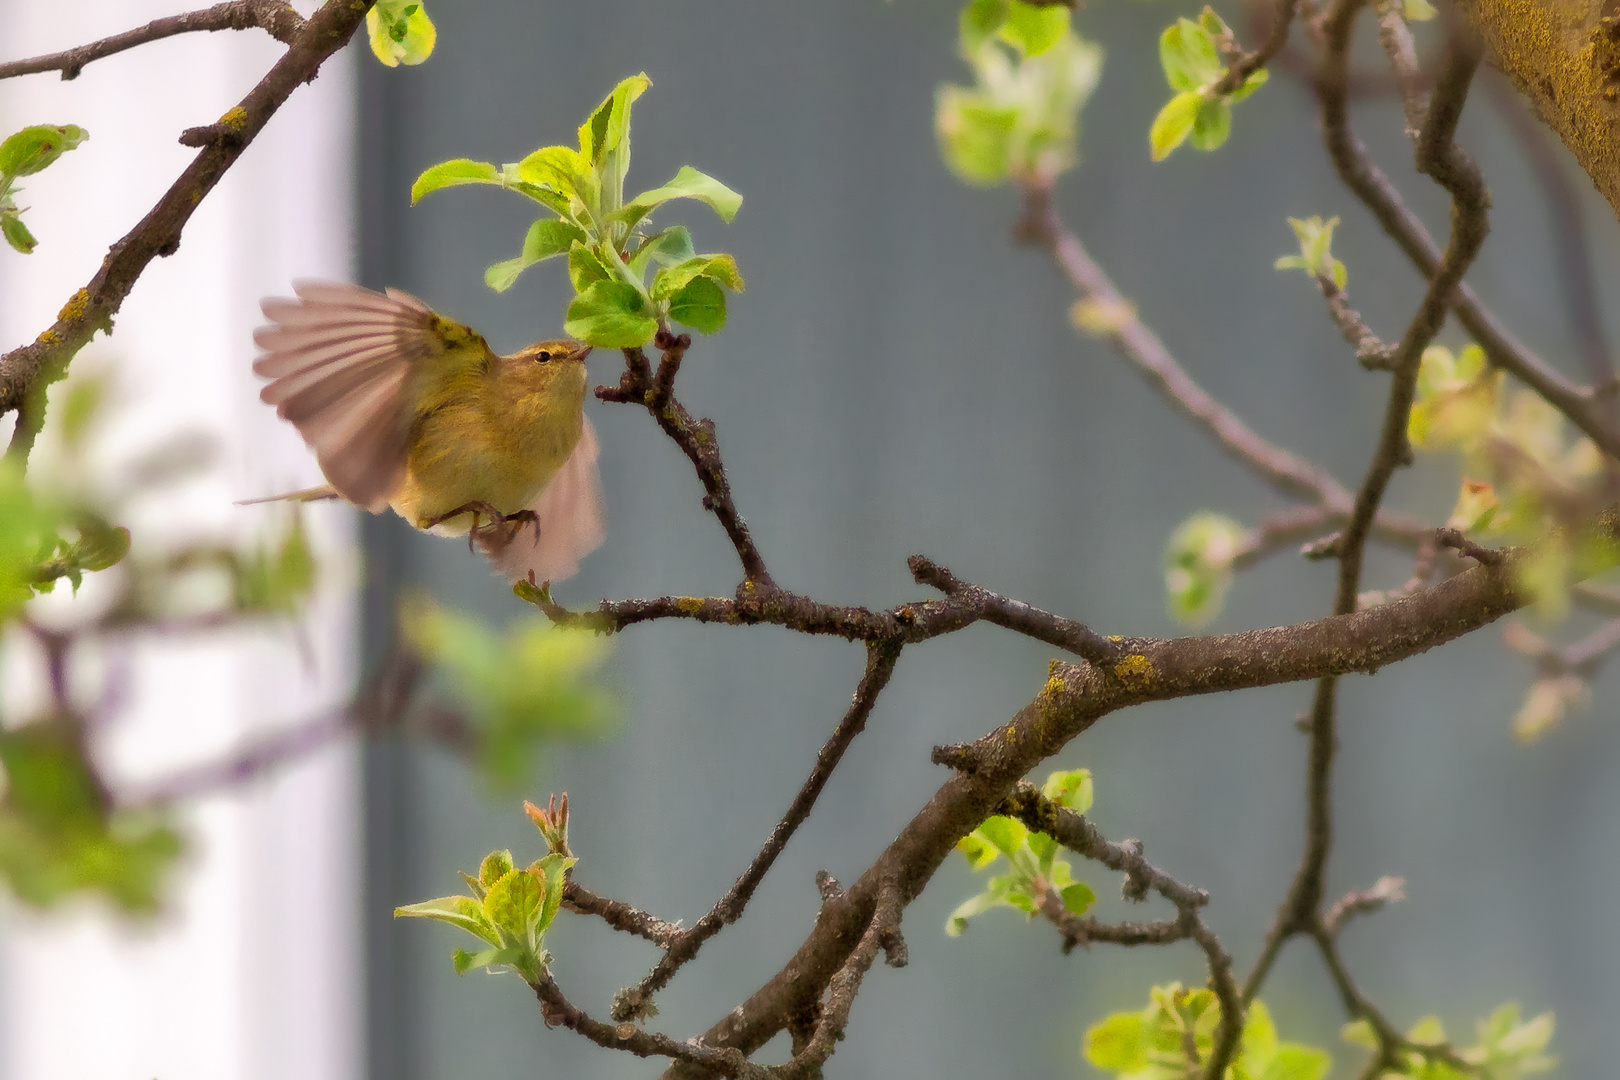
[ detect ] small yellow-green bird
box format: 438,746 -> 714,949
249,280 -> 603,583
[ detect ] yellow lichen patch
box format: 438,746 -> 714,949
36,328 -> 60,346
56,288 -> 89,323
1111,653 -> 1155,692
218,106 -> 249,131
676,596 -> 704,614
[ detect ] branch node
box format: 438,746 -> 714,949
1434,527 -> 1504,566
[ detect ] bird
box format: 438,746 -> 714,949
246,280 -> 604,584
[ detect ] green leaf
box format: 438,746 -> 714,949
1404,0 -> 1439,19
567,240 -> 612,293
621,165 -> 743,224
1086,1013 -> 1150,1072
479,849 -> 515,888
483,867 -> 544,942
944,888 -> 1000,936
1000,1 -> 1069,56
652,254 -> 745,301
449,945 -> 526,976
935,88 -> 1018,185
578,72 -> 651,165
1190,97 -> 1232,151
515,145 -> 596,209
1340,1019 -> 1378,1049
393,895 -> 501,946
628,225 -> 696,277
1260,1045 -> 1331,1080
960,0 -> 1010,53
1164,512 -> 1244,626
1059,881 -> 1095,914
667,276 -> 727,334
1150,91 -> 1202,161
975,815 -> 1028,859
1231,66 -> 1270,102
0,124 -> 88,179
366,0 -> 436,67
1,211 -> 37,254
1040,768 -> 1093,813
485,219 -> 588,292
955,831 -> 1000,871
564,280 -> 658,349
534,852 -> 575,935
1160,18 -> 1223,93
410,159 -> 499,204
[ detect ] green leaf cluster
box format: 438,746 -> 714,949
367,0 -> 436,67
0,720 -> 182,911
1402,341 -> 1620,624
1342,1003 -> 1555,1078
400,596 -> 615,788
1163,512 -> 1244,627
396,843 -> 576,983
946,769 -> 1096,936
411,74 -> 744,348
1086,988 -> 1329,1080
1149,11 -> 1267,161
0,124 -> 88,253
1274,215 -> 1348,292
936,3 -> 1103,186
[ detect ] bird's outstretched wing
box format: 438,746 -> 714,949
479,417 -> 605,584
254,280 -> 447,512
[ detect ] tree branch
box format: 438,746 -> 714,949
0,0 -> 305,81
613,641 -> 902,1023
0,0 -> 374,454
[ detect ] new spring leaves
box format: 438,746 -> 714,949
1151,12 -> 1267,162
410,74 -> 744,349
396,842 -> 575,983
0,124 -> 87,253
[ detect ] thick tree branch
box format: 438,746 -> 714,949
1456,0 -> 1620,225
663,503 -> 1620,1076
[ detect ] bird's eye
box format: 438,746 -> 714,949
536,350 -> 552,363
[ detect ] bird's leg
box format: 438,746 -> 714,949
420,502 -> 542,550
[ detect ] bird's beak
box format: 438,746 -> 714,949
576,345 -> 593,363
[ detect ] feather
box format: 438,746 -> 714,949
479,417 -> 605,584
253,280 -> 439,512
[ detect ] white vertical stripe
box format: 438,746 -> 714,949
0,5 -> 360,1080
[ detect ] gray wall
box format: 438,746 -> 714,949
357,3 -> 1620,1076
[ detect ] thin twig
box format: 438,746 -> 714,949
597,346 -> 774,591
613,641 -> 902,1023
1017,183 -> 1352,507
562,882 -> 683,948
0,0 -> 374,456
0,0 -> 305,81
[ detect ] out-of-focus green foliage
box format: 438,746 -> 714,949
401,596 -> 615,788
1086,990 -> 1329,1080
411,74 -> 743,346
1163,512 -> 1244,627
0,720 -> 181,911
935,5 -> 1102,186
1342,1003 -> 1555,1078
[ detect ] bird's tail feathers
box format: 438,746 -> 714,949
235,484 -> 342,506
